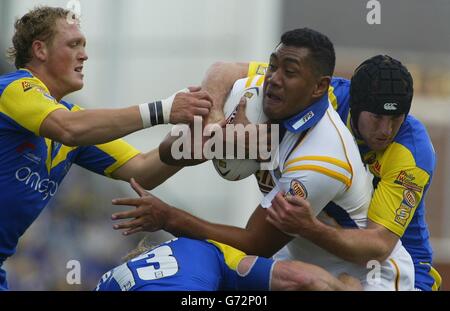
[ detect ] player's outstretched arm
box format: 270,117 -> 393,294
111,179 -> 292,257
39,87 -> 212,146
267,194 -> 399,265
270,260 -> 362,291
111,148 -> 182,190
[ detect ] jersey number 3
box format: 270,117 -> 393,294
132,245 -> 179,280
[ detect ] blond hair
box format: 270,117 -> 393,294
122,235 -> 156,262
7,6 -> 70,69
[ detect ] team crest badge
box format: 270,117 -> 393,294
286,179 -> 308,198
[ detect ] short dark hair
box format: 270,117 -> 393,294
6,6 -> 70,69
280,28 -> 335,77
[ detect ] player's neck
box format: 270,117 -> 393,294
25,64 -> 65,101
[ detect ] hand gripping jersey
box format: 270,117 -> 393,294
244,63 -> 415,290
95,238 -> 275,291
327,77 -> 441,291
0,69 -> 140,289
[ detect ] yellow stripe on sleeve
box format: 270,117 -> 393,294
98,140 -> 141,177
248,62 -> 268,77
283,164 -> 352,187
245,76 -> 256,88
0,79 -> 67,135
284,156 -> 352,174
207,240 -> 247,271
256,75 -> 265,87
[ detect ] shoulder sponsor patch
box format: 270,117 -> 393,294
394,170 -> 423,192
403,189 -> 417,208
395,203 -> 413,226
244,91 -> 254,99
255,65 -> 267,75
22,81 -> 33,92
286,179 -> 308,198
22,81 -> 47,93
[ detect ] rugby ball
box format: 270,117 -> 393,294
212,79 -> 268,181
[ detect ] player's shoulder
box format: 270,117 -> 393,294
284,110 -> 355,184
309,105 -> 355,152
389,115 -> 435,174
231,75 -> 265,94
0,69 -> 41,95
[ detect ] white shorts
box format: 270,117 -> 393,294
362,241 -> 415,291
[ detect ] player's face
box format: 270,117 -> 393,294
45,18 -> 88,98
263,45 -> 320,121
357,111 -> 405,151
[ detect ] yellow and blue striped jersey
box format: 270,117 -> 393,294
0,69 -> 140,289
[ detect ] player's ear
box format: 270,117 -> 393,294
311,76 -> 331,100
31,40 -> 48,62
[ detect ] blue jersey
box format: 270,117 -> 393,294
329,77 -> 440,291
0,69 -> 140,289
95,238 -> 274,291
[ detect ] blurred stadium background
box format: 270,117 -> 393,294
0,0 -> 449,290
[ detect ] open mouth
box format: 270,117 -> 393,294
74,66 -> 83,73
266,91 -> 283,103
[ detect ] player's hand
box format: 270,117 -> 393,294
170,86 -> 213,124
228,96 -> 273,162
232,96 -> 251,126
111,178 -> 172,235
266,192 -> 319,237
204,100 -> 226,126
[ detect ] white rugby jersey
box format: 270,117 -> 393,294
260,93 -> 373,280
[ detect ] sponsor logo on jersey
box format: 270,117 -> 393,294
244,91 -> 254,99
255,65 -> 267,75
15,166 -> 59,200
287,179 -> 308,198
394,170 -> 423,192
22,81 -> 33,92
384,103 -> 398,111
395,203 -> 412,226
16,141 -> 36,153
16,142 -> 41,164
403,189 -> 417,207
292,111 -> 314,130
